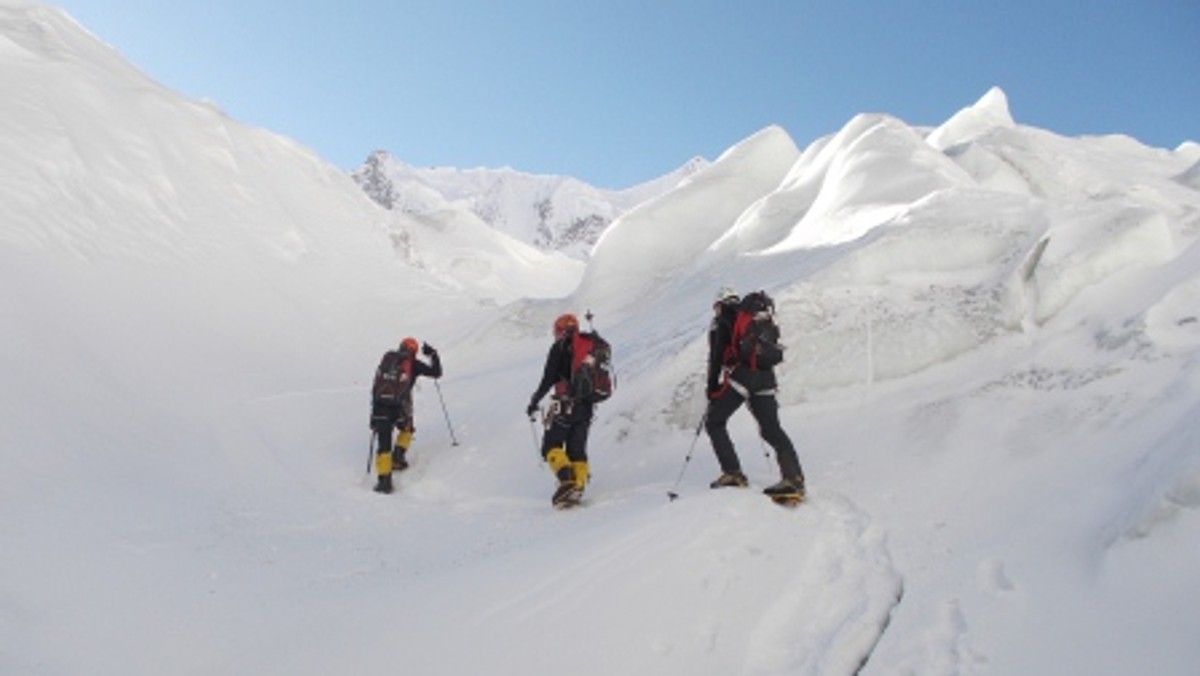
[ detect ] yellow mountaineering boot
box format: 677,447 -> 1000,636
547,447 -> 573,484
392,429 -> 413,471
572,460 -> 589,491
546,448 -> 581,508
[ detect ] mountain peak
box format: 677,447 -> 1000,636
351,153 -> 702,259
927,85 -> 1016,150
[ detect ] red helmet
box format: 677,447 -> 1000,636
553,313 -> 579,339
400,337 -> 419,354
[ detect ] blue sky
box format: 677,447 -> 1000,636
54,0 -> 1198,189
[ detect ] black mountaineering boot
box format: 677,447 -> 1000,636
552,464 -> 582,508
552,481 -> 582,508
763,476 -> 806,500
392,449 -> 409,472
373,473 -> 394,494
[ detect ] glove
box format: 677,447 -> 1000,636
421,342 -> 436,356
526,401 -> 539,418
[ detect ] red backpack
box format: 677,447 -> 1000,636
726,291 -> 784,370
559,330 -> 615,403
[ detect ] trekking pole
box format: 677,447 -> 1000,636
366,429 -> 375,477
529,412 -> 545,467
433,379 -> 459,446
667,412 -> 707,501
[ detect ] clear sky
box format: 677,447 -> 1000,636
51,0 -> 1199,189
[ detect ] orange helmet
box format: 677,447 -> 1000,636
400,337 -> 419,354
553,313 -> 579,339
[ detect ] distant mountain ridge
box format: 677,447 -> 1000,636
352,151 -> 708,259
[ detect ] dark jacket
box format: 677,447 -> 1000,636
375,349 -> 443,388
707,302 -> 737,394
414,351 -> 443,380
371,349 -> 442,422
530,331 -> 595,419
531,334 -> 573,405
707,301 -> 778,395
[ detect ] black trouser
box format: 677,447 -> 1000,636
540,401 -> 593,463
371,402 -> 412,455
705,386 -> 802,479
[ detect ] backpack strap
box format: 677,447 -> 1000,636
724,310 -> 753,367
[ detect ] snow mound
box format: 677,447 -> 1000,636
570,125 -> 799,319
759,114 -> 975,252
1176,158 -> 1200,190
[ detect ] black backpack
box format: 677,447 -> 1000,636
728,291 -> 784,370
569,330 -> 615,403
372,348 -> 414,405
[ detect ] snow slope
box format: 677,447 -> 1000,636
3,4 -> 1199,675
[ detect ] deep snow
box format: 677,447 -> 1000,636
3,4 -> 1199,675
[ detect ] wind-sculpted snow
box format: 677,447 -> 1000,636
574,88 -> 1200,405
571,125 -> 800,319
700,114 -> 967,257
926,86 -> 1015,151
4,5 -> 1200,675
